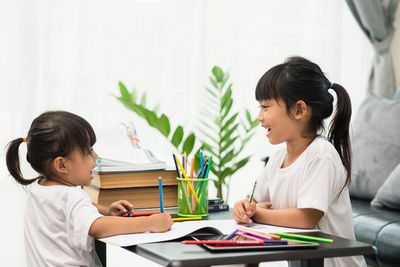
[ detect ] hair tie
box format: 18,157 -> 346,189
23,137 -> 27,143
329,82 -> 334,89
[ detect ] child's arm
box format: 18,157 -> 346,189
252,207 -> 323,229
89,212 -> 173,239
233,197 -> 322,229
93,200 -> 134,216
232,197 -> 270,224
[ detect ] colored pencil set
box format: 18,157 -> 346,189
173,150 -> 212,217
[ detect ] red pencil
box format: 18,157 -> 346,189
181,240 -> 264,245
122,212 -> 160,217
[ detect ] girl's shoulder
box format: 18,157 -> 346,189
307,136 -> 342,164
29,180 -> 88,203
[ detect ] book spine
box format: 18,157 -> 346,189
208,204 -> 229,213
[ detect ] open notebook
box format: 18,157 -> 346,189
94,122 -> 166,172
100,219 -> 319,247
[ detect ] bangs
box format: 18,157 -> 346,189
64,114 -> 96,153
255,64 -> 286,102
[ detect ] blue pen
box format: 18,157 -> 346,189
200,150 -> 204,177
158,177 -> 164,212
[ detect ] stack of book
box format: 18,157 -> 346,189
85,122 -> 177,208
84,169 -> 178,208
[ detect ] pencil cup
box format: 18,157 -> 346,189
177,177 -> 209,217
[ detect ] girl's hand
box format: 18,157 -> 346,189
108,200 -> 134,216
256,202 -> 272,210
232,197 -> 257,224
148,212 -> 173,232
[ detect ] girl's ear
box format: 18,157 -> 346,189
52,157 -> 69,174
293,100 -> 309,119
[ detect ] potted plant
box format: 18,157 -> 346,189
114,66 -> 258,202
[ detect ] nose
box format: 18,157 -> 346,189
257,109 -> 264,122
92,150 -> 99,163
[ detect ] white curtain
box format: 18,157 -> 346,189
0,1 -> 373,266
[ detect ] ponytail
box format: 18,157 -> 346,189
6,138 -> 38,185
328,83 -> 352,192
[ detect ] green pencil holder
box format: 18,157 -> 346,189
177,177 -> 209,217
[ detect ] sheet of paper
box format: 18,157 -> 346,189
100,219 -> 319,247
101,219 -> 239,247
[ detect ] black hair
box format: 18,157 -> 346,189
255,56 -> 352,193
6,111 -> 96,185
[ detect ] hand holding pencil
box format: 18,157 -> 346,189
232,181 -> 258,224
147,212 -> 174,233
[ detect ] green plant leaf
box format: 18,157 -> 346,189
182,133 -> 195,155
171,126 -> 184,147
140,92 -> 147,106
233,157 -> 250,170
220,167 -> 233,181
212,66 -> 224,83
221,123 -> 239,144
220,150 -> 235,167
221,136 -> 238,153
221,86 -> 232,112
158,114 -> 171,137
209,77 -> 218,89
205,87 -> 218,99
221,112 -> 238,132
119,81 -> 130,99
222,98 -> 233,119
221,74 -> 230,89
142,109 -> 158,128
245,109 -> 252,124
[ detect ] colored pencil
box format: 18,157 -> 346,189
181,240 -> 264,245
172,216 -> 202,222
249,181 -> 257,203
172,153 -> 181,178
158,177 -> 164,212
274,233 -> 333,243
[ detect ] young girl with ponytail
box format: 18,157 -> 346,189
6,111 -> 173,267
232,56 -> 366,267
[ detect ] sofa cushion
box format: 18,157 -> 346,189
371,163 -> 400,210
351,199 -> 400,266
349,93 -> 400,200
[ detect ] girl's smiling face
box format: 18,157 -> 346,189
257,98 -> 299,145
63,147 -> 99,186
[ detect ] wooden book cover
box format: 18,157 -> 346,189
84,185 -> 178,209
91,169 -> 178,189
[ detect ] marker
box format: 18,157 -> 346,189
172,216 -> 202,222
249,181 -> 257,203
158,177 -> 164,212
274,233 -> 333,243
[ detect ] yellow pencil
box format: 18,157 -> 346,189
172,217 -> 202,222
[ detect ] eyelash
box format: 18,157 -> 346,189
259,105 -> 268,109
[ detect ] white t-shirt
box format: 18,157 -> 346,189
254,136 -> 366,267
24,180 -> 103,267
